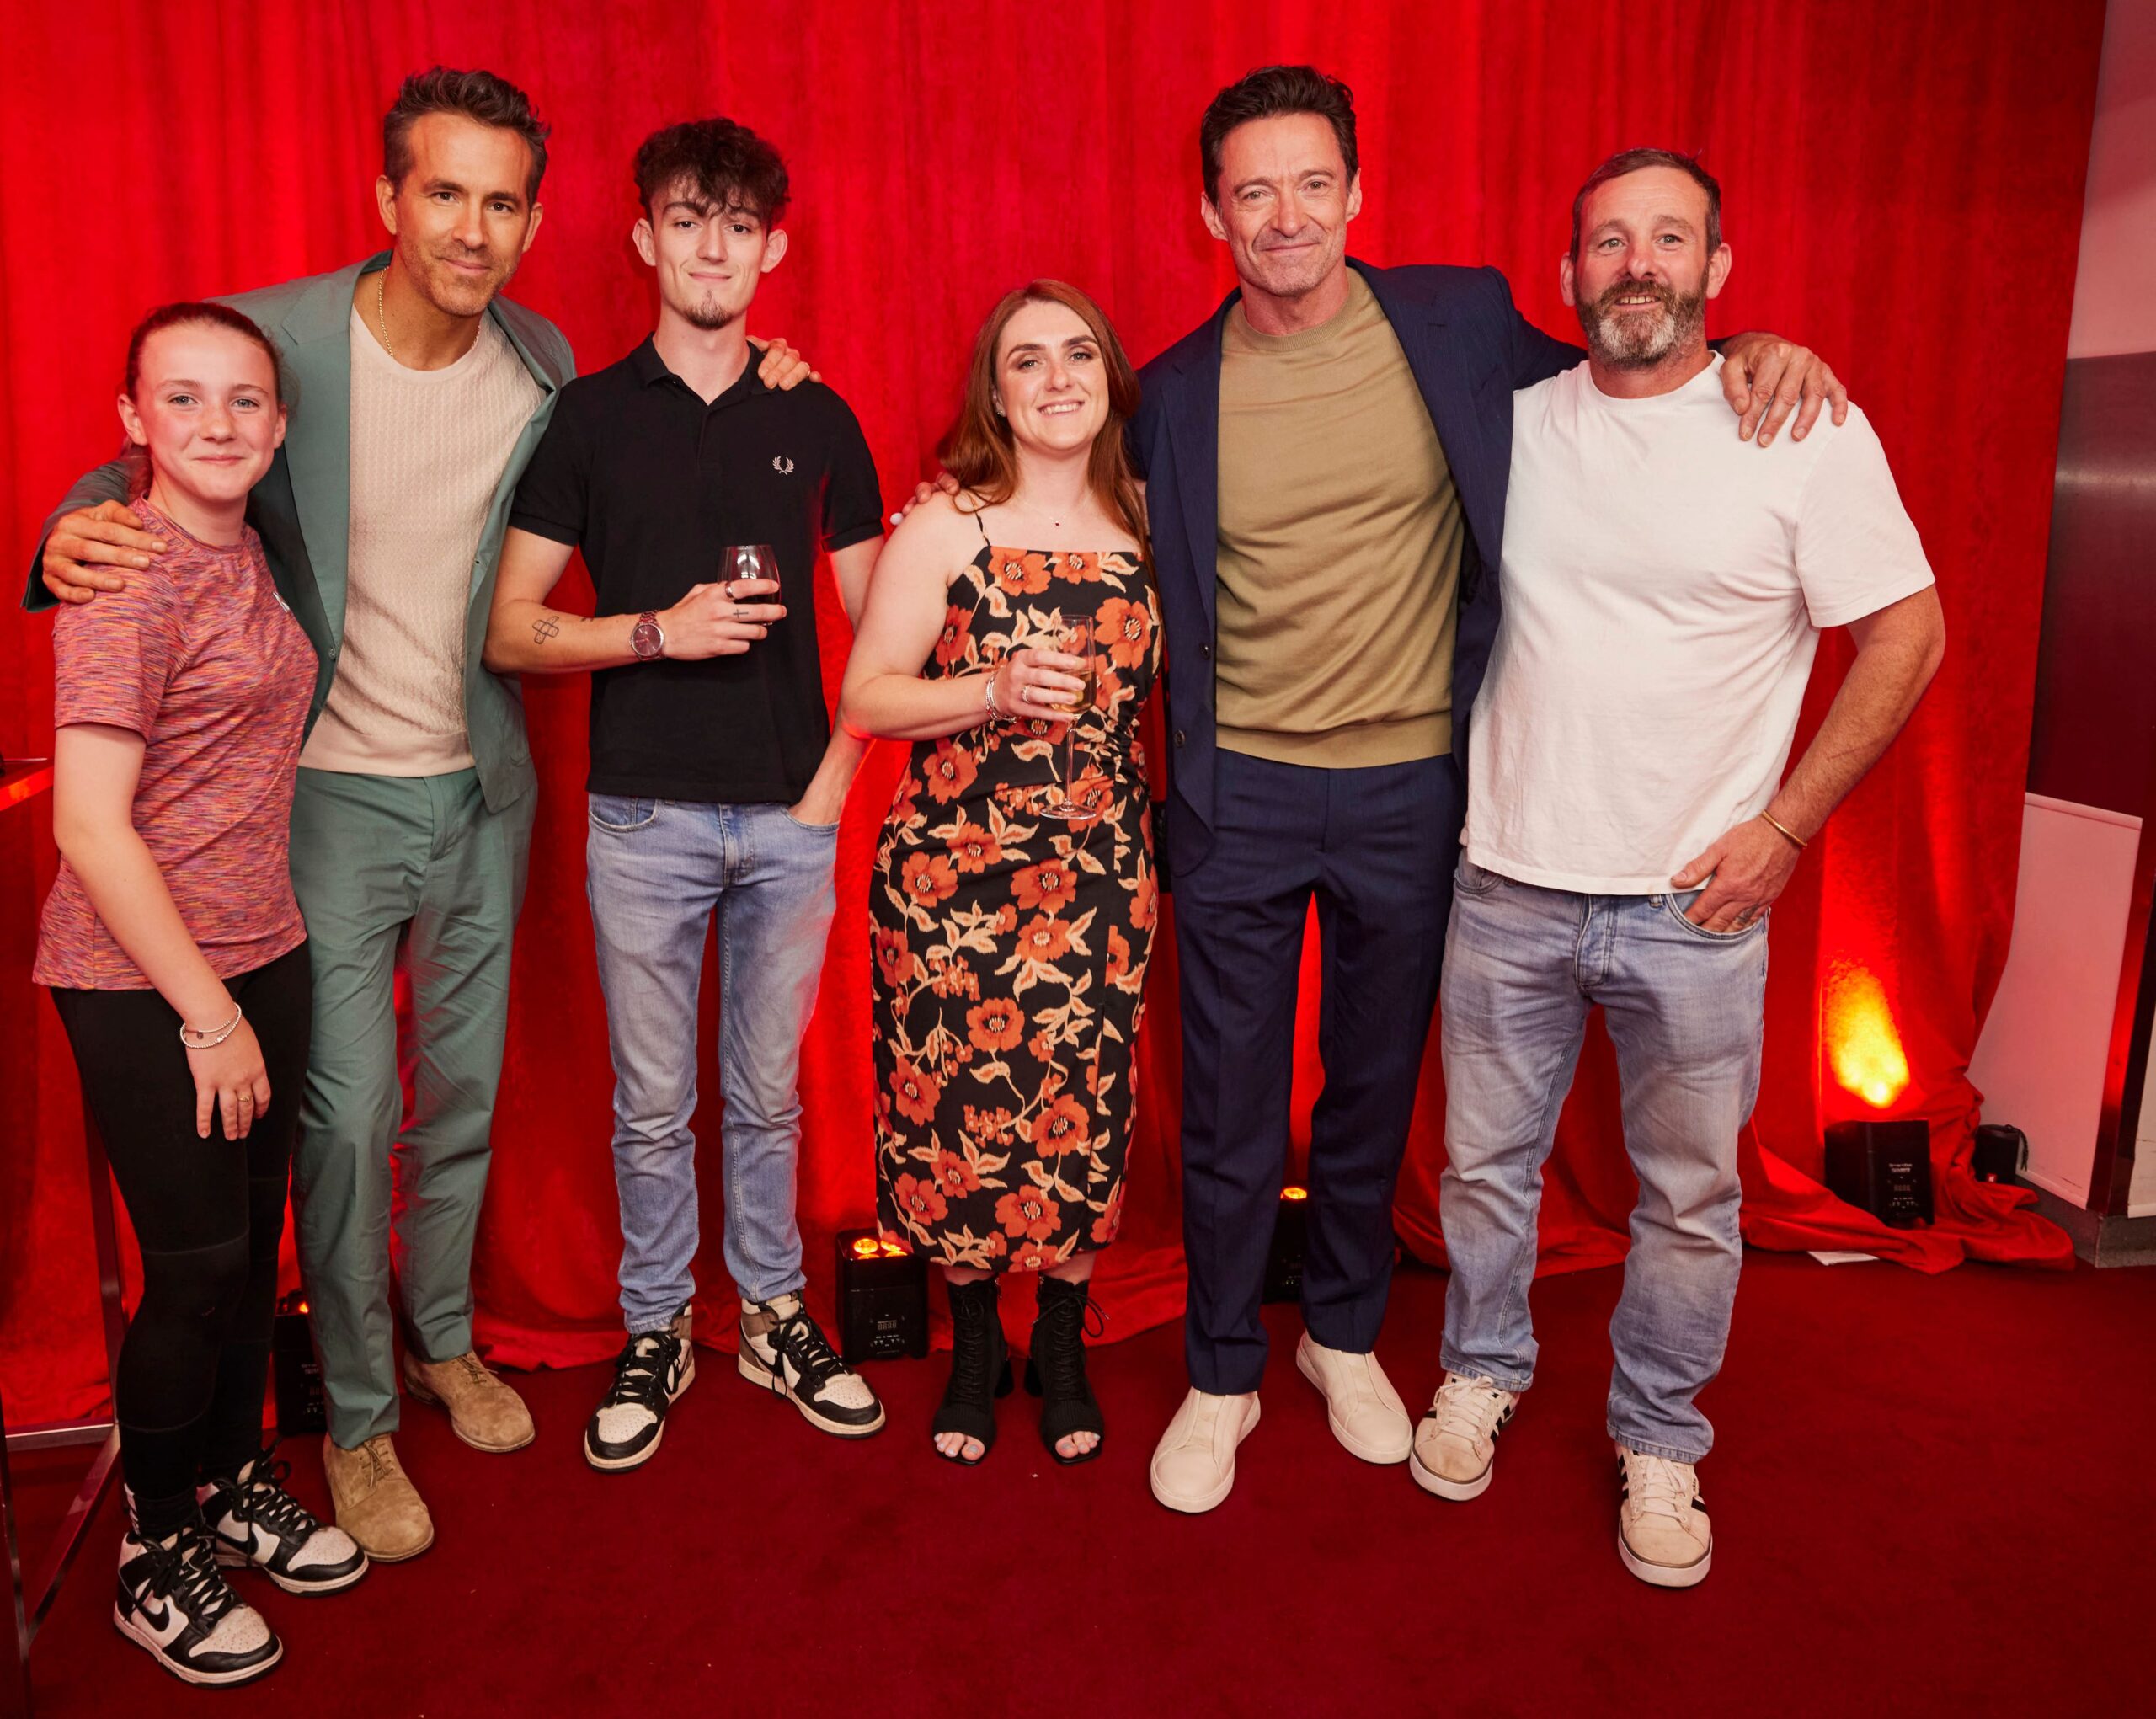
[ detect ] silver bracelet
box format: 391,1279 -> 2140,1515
983,665 -> 1005,722
179,1001 -> 243,1049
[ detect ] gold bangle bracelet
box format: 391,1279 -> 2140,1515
1761,813 -> 1808,851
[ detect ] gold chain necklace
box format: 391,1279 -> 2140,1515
375,270 -> 398,362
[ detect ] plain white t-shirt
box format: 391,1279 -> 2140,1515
1464,355 -> 1934,894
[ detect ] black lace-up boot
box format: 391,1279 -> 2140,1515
931,1277 -> 1012,1464
1025,1273 -> 1105,1465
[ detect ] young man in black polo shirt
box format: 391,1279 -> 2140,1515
486,118 -> 886,1470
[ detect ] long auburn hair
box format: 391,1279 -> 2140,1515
937,280 -> 1148,553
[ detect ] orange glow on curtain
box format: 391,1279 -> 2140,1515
1824,964 -> 1911,1109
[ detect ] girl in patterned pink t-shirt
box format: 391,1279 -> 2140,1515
35,303 -> 367,1687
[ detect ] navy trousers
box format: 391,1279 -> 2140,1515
1174,748 -> 1464,1394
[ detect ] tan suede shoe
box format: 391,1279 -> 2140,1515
322,1433 -> 434,1563
403,1349 -> 536,1453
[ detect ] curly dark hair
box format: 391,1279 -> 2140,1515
1199,64 -> 1358,205
383,67 -> 550,202
633,117 -> 790,225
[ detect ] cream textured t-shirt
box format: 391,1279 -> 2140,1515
298,305 -> 542,776
1214,271 -> 1461,768
1465,355 -> 1935,894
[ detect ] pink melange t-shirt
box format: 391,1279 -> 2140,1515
34,498 -> 317,990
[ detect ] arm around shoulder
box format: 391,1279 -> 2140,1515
838,497 -> 988,743
1485,266 -> 1586,391
26,460 -> 143,611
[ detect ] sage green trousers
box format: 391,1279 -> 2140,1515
287,767 -> 532,1449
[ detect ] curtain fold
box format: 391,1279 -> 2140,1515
1,0 -> 2097,1422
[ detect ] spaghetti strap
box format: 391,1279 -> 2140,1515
963,499 -> 990,547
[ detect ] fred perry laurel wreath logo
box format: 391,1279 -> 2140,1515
773,455 -> 795,474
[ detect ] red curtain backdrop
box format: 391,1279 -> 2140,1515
0,0 -> 2100,1423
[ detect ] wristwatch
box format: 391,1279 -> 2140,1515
630,611 -> 665,661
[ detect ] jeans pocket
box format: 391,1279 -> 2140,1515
589,794 -> 659,833
779,806 -> 841,835
1454,855 -> 1504,896
1662,889 -> 1766,941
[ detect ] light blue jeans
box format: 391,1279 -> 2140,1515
1438,857 -> 1767,1463
585,795 -> 839,1332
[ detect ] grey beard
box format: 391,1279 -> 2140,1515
1581,289 -> 1706,369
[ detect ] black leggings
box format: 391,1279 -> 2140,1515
50,942 -> 311,1534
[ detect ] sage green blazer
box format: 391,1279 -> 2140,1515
28,254 -> 575,814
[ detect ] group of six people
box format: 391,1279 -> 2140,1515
27,61 -> 1942,1688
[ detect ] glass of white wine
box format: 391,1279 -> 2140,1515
1041,616 -> 1099,822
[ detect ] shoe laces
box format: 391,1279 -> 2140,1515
765,1308 -> 850,1398
357,1435 -> 400,1487
145,1521 -> 240,1628
217,1447 -> 322,1544
1620,1449 -> 1699,1527
452,1352 -> 497,1392
1031,1280 -> 1103,1401
1431,1375 -> 1510,1444
944,1284 -> 1001,1402
602,1332 -> 679,1414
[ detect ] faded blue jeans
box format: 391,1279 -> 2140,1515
1438,857 -> 1767,1463
585,795 -> 839,1333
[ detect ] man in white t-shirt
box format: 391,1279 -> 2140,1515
1410,150 -> 1945,1588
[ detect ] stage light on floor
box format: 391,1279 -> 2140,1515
1264,1185 -> 1308,1303
835,1228 -> 928,1363
1824,1119 -> 1935,1227
1972,1124 -> 2027,1184
274,1289 -> 327,1437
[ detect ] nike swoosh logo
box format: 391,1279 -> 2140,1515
136,1597 -> 187,1646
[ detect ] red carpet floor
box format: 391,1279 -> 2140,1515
13,1251 -> 2154,1716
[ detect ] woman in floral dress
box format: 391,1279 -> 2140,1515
840,281 -> 1159,1466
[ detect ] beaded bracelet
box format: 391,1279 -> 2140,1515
179,1001 -> 244,1050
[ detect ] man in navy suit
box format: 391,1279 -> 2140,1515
1136,66 -> 1844,1514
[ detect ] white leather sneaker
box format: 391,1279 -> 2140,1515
1409,1373 -> 1518,1500
1294,1334 -> 1412,1464
1148,1388 -> 1261,1513
1615,1444 -> 1714,1588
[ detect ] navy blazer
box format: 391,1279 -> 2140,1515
1130,259 -> 1584,878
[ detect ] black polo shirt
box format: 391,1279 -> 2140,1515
509,337 -> 883,803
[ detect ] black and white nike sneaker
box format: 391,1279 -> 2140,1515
738,1293 -> 886,1438
200,1448 -> 368,1595
584,1321 -> 696,1471
114,1518 -> 283,1687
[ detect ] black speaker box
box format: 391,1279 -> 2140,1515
1263,1190 -> 1309,1303
273,1290 -> 327,1436
835,1230 -> 929,1364
1972,1124 -> 2027,1184
1824,1118 -> 1934,1227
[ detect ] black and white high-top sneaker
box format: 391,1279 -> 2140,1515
738,1293 -> 886,1438
584,1321 -> 695,1471
200,1449 -> 368,1595
114,1518 -> 283,1687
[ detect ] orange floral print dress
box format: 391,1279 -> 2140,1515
872,527 -> 1161,1273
